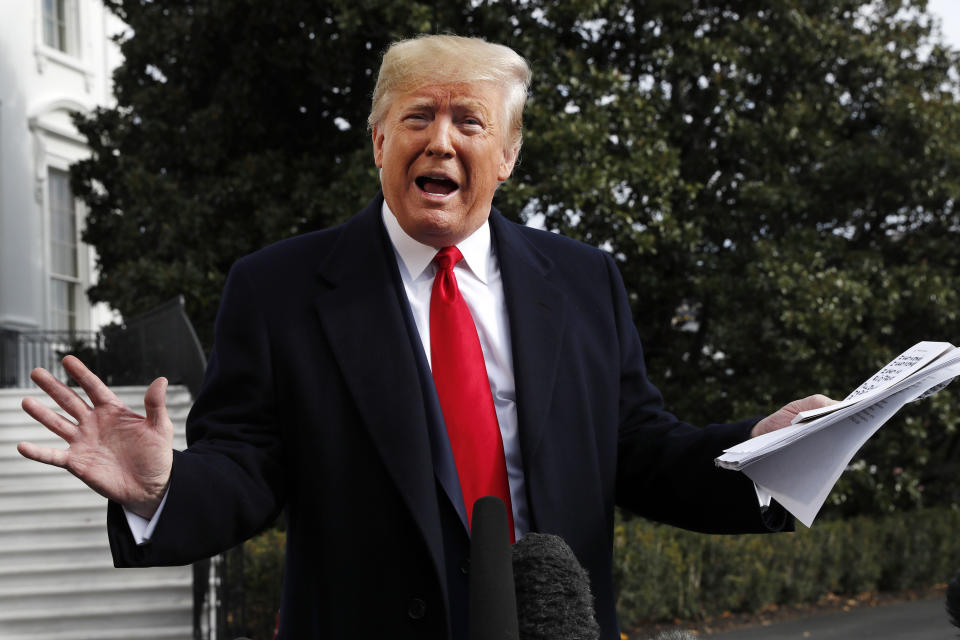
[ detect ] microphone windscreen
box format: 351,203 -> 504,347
512,533 -> 600,640
649,631 -> 698,640
948,570 -> 960,629
469,496 -> 519,640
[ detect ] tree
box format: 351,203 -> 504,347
75,0 -> 960,515
73,0 -> 484,347
498,0 -> 960,515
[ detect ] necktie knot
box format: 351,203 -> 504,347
434,246 -> 463,272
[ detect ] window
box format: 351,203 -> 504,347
42,0 -> 78,56
48,168 -> 79,331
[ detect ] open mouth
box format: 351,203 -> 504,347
415,175 -> 459,196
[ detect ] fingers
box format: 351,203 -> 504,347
62,355 -> 120,407
752,394 -> 839,438
30,366 -> 91,420
17,441 -> 69,469
783,394 -> 835,414
796,394 -> 836,411
144,377 -> 170,431
21,396 -> 79,442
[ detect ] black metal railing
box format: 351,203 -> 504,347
0,296 -> 207,397
0,329 -> 103,388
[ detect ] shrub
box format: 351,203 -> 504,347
238,528 -> 285,640
613,507 -> 960,628
236,507 -> 960,633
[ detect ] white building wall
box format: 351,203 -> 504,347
0,0 -> 125,334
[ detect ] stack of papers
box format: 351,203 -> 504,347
715,342 -> 960,526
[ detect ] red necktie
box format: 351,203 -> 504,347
430,246 -> 515,542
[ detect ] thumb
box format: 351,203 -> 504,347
144,377 -> 170,430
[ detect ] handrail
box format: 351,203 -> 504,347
0,297 -> 207,396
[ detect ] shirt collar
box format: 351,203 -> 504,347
381,200 -> 492,284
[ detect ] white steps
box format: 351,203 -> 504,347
0,386 -> 195,640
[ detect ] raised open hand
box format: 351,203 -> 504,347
17,355 -> 173,519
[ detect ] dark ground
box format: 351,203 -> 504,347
622,585 -> 950,639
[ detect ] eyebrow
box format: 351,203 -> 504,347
453,99 -> 490,116
404,95 -> 491,116
405,98 -> 438,111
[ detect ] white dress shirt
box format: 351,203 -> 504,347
126,202 -> 530,542
381,202 -> 529,539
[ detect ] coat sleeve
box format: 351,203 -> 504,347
607,253 -> 790,533
109,258 -> 286,566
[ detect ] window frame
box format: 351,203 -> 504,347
36,0 -> 87,75
44,165 -> 86,333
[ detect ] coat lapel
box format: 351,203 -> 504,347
489,211 -> 568,479
312,196 -> 447,593
312,201 -> 567,548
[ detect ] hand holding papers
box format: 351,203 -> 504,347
789,341 -> 956,424
715,342 -> 960,527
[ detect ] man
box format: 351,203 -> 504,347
19,35 -> 828,639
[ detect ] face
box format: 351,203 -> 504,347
372,82 -> 518,248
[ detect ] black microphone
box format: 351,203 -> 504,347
512,532 -> 600,640
469,496 -> 519,640
948,569 -> 960,630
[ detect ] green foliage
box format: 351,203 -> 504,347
240,509 -> 960,632
239,529 -> 285,640
72,0 -> 485,347
613,508 -> 960,627
500,0 -> 960,516
74,0 -> 960,514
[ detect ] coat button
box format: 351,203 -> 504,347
408,597 -> 427,619
460,558 -> 470,575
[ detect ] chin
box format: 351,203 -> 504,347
412,213 -> 465,244
417,227 -> 462,248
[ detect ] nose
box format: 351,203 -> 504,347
425,120 -> 455,158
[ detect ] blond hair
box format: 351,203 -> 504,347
368,35 -> 531,152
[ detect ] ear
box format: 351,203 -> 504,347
372,124 -> 385,168
497,143 -> 519,181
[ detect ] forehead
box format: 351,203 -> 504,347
391,82 -> 505,114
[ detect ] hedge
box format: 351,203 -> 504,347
237,529 -> 285,640
613,507 -> 960,627
237,507 -> 960,635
